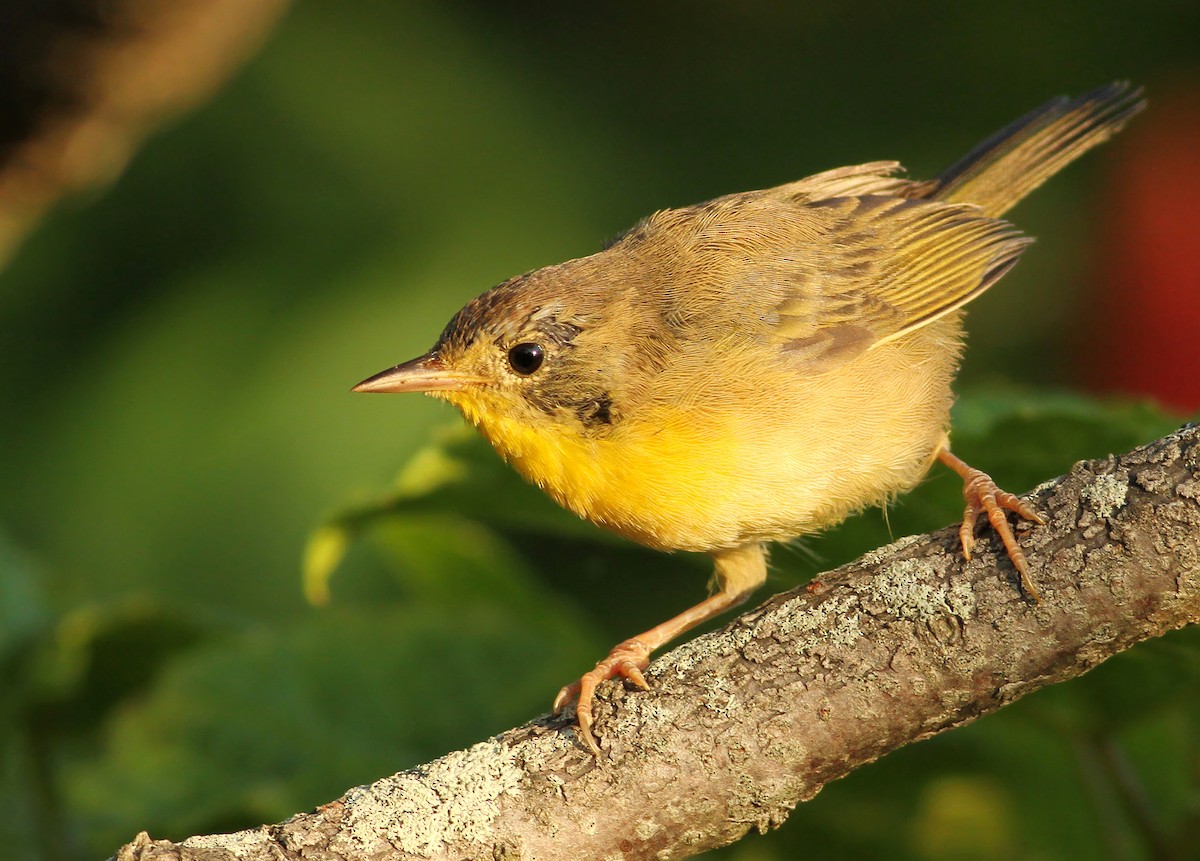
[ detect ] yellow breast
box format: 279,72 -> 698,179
449,390 -> 718,549
446,319 -> 961,554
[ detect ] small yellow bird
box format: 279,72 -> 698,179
355,83 -> 1144,753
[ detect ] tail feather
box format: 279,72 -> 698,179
930,82 -> 1146,218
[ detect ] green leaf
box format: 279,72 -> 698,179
65,604 -> 596,857
949,385 -> 1184,490
302,525 -> 350,607
313,424 -> 711,638
23,599 -> 211,736
329,423 -> 612,545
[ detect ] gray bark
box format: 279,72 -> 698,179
114,423 -> 1200,861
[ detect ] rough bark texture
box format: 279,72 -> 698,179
115,424 -> 1200,861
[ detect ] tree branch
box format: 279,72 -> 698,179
115,424 -> 1200,861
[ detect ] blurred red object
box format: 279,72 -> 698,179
1086,81 -> 1200,414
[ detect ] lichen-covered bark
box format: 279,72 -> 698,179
115,425 -> 1200,861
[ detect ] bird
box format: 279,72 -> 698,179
353,82 -> 1145,754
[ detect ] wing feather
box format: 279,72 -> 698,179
621,165 -> 1031,372
768,194 -> 1030,366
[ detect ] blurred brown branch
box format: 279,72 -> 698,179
114,423 -> 1200,861
0,0 -> 290,269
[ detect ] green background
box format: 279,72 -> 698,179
1,3 -> 1198,859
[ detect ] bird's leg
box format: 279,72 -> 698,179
554,542 -> 767,754
937,446 -> 1045,601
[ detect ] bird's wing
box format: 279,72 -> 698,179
760,193 -> 1031,368
764,160 -> 920,201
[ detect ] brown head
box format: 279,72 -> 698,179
352,258 -> 644,438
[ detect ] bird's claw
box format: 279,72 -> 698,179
957,465 -> 1045,601
553,638 -> 652,755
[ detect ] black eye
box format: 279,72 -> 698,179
507,342 -> 545,375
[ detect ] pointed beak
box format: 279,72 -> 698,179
351,354 -> 484,394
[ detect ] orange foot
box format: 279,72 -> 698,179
553,638 -> 651,754
939,448 -> 1045,601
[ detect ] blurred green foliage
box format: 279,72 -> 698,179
1,2 -> 1198,860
